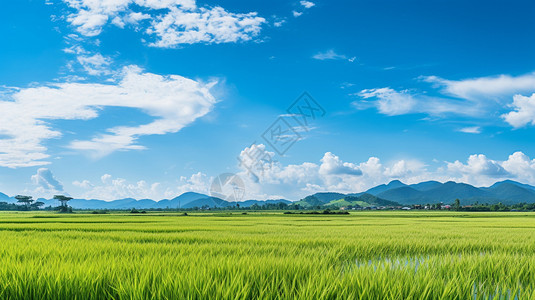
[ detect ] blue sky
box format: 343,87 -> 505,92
1,0 -> 535,200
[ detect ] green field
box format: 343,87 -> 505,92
0,211 -> 534,299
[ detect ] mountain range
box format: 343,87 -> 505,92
1,180 -> 535,209
0,192 -> 291,210
301,180 -> 535,206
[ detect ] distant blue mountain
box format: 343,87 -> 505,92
14,193 -> 292,210
303,192 -> 348,204
365,180 -> 407,195
377,186 -> 426,204
0,192 -> 12,202
301,180 -> 535,206
409,181 -> 443,191
232,199 -> 292,207
3,179 -> 535,209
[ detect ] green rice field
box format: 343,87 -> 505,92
0,211 -> 534,299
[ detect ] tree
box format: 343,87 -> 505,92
32,201 -> 45,210
54,195 -> 73,208
454,199 -> 461,211
15,195 -> 33,209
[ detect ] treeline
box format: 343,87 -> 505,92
0,201 -> 45,211
459,202 -> 535,212
412,199 -> 535,211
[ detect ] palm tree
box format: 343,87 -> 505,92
54,195 -> 73,208
15,195 -> 33,209
32,201 -> 45,210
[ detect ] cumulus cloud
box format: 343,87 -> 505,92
72,179 -> 93,189
58,150 -> 535,201
72,172 -> 214,200
319,152 -> 362,176
501,152 -> 535,183
101,174 -> 112,184
235,143 -> 429,199
170,172 -> 213,196
73,173 -> 162,200
448,154 -> 508,177
0,65 -> 217,168
31,168 -> 64,194
62,0 -> 266,47
232,144 -> 535,200
502,94 -> 535,128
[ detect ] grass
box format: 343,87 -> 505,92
0,211 -> 534,299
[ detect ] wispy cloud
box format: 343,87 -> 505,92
458,126 -> 481,134
313,49 -> 355,62
300,1 -> 315,9
292,0 -> 315,18
292,11 -> 303,17
354,72 -> 535,128
0,66 -> 217,168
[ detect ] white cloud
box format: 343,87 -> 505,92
146,6 -> 265,48
0,65 -> 217,168
358,88 -> 417,116
101,174 -> 112,184
448,154 -> 508,177
458,126 -> 481,134
358,72 -> 535,127
233,144 -> 535,200
76,53 -> 113,75
501,152 -> 535,183
44,150 -> 535,201
300,1 -> 315,9
73,179 -> 93,189
62,0 -> 266,48
356,87 -> 484,117
73,173 -> 162,200
273,19 -> 286,27
72,171 -> 213,200
423,73 -> 535,102
313,49 -> 347,61
384,160 -> 426,178
31,168 -> 64,195
293,11 -> 304,17
319,152 -> 362,176
236,144 -> 429,199
502,93 -> 535,128
171,172 -> 212,196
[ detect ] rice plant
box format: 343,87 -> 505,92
0,211 -> 534,299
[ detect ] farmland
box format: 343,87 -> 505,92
0,211 -> 534,299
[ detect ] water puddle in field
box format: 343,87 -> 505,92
354,255 -> 522,300
472,284 -> 520,300
355,252 -> 495,272
355,255 -> 431,272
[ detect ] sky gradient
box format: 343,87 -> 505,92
1,0 -> 535,200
